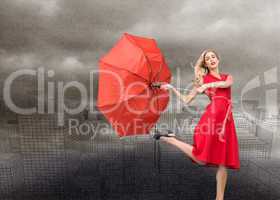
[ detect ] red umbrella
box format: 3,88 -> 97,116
96,33 -> 172,137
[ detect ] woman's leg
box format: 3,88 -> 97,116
160,137 -> 206,165
215,165 -> 228,200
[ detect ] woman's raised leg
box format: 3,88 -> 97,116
160,137 -> 205,165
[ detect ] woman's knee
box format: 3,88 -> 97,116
218,165 -> 227,171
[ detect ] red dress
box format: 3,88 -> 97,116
191,73 -> 240,170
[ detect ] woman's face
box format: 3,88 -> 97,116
204,51 -> 219,70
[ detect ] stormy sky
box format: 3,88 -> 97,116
0,0 -> 279,105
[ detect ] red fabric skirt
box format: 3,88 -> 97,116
191,102 -> 240,170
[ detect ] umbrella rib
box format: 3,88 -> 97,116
152,62 -> 163,82
123,34 -> 170,85
100,60 -> 150,83
124,34 -> 154,84
144,55 -> 153,83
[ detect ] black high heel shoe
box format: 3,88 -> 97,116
153,129 -> 176,140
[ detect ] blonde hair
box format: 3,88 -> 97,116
193,49 -> 220,86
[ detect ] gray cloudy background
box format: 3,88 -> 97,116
0,0 -> 280,106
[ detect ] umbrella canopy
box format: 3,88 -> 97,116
96,33 -> 172,137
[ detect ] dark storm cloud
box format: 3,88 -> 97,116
0,0 -> 279,100
51,0 -> 184,50
0,0 -> 184,73
1,0 -> 279,62
0,0 -> 184,52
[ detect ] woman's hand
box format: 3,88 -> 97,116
192,78 -> 202,88
160,83 -> 174,91
195,84 -> 207,93
196,50 -> 207,64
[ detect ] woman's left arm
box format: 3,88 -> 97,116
202,74 -> 233,89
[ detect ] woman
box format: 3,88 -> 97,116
154,49 -> 240,200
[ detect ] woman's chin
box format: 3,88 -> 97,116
209,65 -> 218,70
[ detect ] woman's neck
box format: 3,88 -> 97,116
209,69 -> 222,79
209,69 -> 220,76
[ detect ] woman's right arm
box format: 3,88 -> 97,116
170,86 -> 198,104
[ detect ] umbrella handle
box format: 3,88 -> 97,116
150,82 -> 192,92
150,82 -> 166,88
